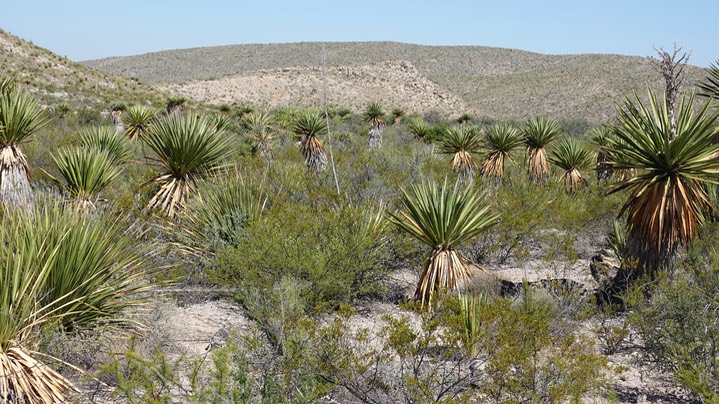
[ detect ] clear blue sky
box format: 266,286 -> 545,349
1,1 -> 716,66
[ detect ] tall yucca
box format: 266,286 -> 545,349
122,104 -> 157,140
522,117 -> 562,182
294,111 -> 327,172
0,202 -> 152,402
52,147 -> 122,209
77,125 -> 131,164
406,117 -> 430,142
0,88 -> 50,208
437,125 -> 482,186
243,111 -> 275,161
143,113 -> 232,216
389,180 -> 498,310
480,122 -> 523,180
548,138 -> 593,193
364,101 -> 385,149
608,91 -> 719,280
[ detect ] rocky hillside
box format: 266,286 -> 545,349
161,60 -> 468,116
0,29 -> 167,110
84,41 -> 708,124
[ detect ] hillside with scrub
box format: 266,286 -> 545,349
2,27 -> 719,403
84,41 -> 706,125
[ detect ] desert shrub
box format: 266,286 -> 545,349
210,201 -> 390,311
627,224 -> 719,402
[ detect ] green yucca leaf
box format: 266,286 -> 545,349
406,117 -> 430,140
389,180 -> 497,309
363,101 -> 385,125
181,173 -> 266,253
609,90 -> 719,274
52,146 -> 122,204
698,60 -> 719,100
483,122 -> 523,154
77,126 -> 131,163
548,138 -> 593,172
0,201 -> 153,402
588,126 -> 613,149
294,110 -> 327,138
522,116 -> 562,149
122,104 -> 157,140
144,113 -> 233,216
243,111 -> 275,157
548,138 -> 593,192
0,89 -> 50,145
437,125 -> 482,155
389,180 -> 498,249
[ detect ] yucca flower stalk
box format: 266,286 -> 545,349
122,104 -> 157,140
78,125 -> 131,164
389,180 -> 498,310
608,91 -> 719,281
0,87 -> 50,208
0,202 -> 152,402
406,117 -> 431,142
364,101 -> 385,149
243,111 -> 275,162
480,122 -> 523,180
438,125 -> 482,186
548,138 -> 593,193
522,117 -> 562,182
294,111 -> 327,172
51,147 -> 122,209
143,113 -> 232,217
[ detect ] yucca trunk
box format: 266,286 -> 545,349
452,150 -> 476,186
368,123 -> 383,149
416,248 -> 475,310
147,175 -> 193,217
527,147 -> 550,181
481,152 -> 507,180
562,168 -> 587,193
301,135 -> 327,171
596,152 -> 611,181
0,145 -> 32,208
0,346 -> 79,403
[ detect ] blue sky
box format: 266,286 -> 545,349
0,1 -> 716,66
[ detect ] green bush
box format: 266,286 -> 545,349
210,202 -> 390,311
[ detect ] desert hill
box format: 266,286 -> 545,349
84,41 -> 708,124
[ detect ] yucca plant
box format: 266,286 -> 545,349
548,138 -> 593,193
406,117 -> 431,142
272,106 -> 297,146
388,180 -> 498,310
364,101 -> 385,149
243,111 -> 275,161
143,113 -> 232,217
181,173 -> 266,254
78,125 -> 131,163
0,202 -> 152,402
459,292 -> 488,356
437,125 -> 482,186
522,117 -> 562,182
294,110 -> 327,172
0,77 -> 16,94
0,87 -> 50,208
51,147 -> 122,209
210,112 -> 234,133
697,60 -> 719,101
588,126 -> 613,181
122,104 -> 157,140
607,91 -> 719,282
480,122 -> 523,180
